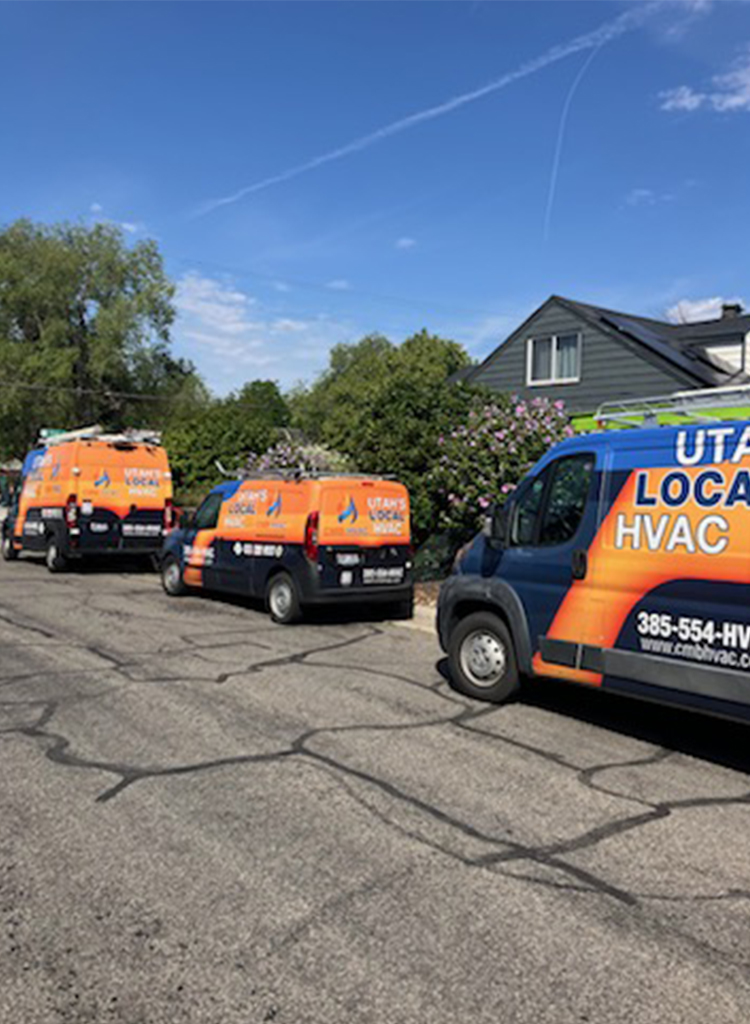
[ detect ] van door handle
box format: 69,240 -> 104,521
572,548 -> 588,580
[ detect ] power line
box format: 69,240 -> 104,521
0,378 -> 275,409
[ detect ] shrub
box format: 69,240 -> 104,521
431,394 -> 574,542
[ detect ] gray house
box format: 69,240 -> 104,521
462,295 -> 750,413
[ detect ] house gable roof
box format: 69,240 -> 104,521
466,295 -> 750,390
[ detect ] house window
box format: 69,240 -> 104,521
527,333 -> 581,385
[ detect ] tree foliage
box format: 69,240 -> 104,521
290,330 -> 484,540
0,219 -> 196,458
164,381 -> 290,502
431,394 -> 574,540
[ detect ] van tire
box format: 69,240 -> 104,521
161,555 -> 188,596
1,533 -> 17,561
267,572 -> 302,625
45,536 -> 68,573
448,611 -> 519,703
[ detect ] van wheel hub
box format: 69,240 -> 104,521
270,580 -> 292,617
460,630 -> 506,686
165,562 -> 181,592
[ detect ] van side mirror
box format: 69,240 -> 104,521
483,503 -> 509,547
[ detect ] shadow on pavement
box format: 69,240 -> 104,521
436,657 -> 750,776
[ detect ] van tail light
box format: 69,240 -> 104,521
65,495 -> 78,528
304,511 -> 320,562
164,498 -> 174,532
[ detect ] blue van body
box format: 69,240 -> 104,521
438,421 -> 750,722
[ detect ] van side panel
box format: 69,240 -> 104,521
535,423 -> 750,713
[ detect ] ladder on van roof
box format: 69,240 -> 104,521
39,425 -> 163,447
594,384 -> 750,428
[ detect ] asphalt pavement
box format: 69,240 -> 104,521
2,555 -> 750,1023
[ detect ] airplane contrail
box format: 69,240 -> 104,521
195,3 -> 659,217
543,37 -> 605,243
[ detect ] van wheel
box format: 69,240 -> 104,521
267,572 -> 301,625
448,611 -> 519,703
1,533 -> 17,561
45,536 -> 67,573
161,555 -> 188,596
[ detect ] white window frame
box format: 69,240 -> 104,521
526,333 -> 582,387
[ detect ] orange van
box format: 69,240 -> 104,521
160,474 -> 413,623
1,427 -> 174,571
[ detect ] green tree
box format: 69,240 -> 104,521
290,329 -> 485,540
164,380 -> 290,503
0,218 -> 196,458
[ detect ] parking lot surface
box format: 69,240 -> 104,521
2,557 -> 750,1023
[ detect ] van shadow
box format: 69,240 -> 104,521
193,588 -> 402,627
22,554 -> 157,575
436,659 -> 750,777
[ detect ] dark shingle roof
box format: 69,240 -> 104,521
553,296 -> 750,388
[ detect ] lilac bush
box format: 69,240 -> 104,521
245,439 -> 354,476
431,394 -> 574,538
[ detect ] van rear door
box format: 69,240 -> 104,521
317,480 -> 410,589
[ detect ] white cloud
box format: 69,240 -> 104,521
326,278 -> 351,291
660,49 -> 750,114
90,202 -> 103,214
395,236 -> 417,250
624,186 -> 676,208
667,296 -> 746,323
120,221 -> 144,234
626,187 -> 657,207
660,85 -> 705,112
273,281 -> 291,293
174,271 -> 357,392
270,318 -> 308,333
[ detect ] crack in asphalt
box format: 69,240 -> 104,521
2,581 -> 750,926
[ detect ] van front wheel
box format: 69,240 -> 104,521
161,555 -> 188,596
448,611 -> 519,703
267,572 -> 301,625
1,533 -> 17,561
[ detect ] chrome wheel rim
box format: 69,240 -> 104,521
270,580 -> 292,619
459,629 -> 507,687
165,561 -> 181,592
46,543 -> 57,568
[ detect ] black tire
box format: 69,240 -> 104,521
448,611 -> 519,703
1,531 -> 18,561
161,555 -> 188,596
266,572 -> 302,625
45,535 -> 68,573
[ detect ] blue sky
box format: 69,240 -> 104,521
2,1 -> 749,394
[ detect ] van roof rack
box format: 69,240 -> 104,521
594,384 -> 750,429
223,463 -> 396,482
40,425 -> 162,447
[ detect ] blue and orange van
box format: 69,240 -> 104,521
160,474 -> 413,623
439,410 -> 750,723
1,427 -> 174,571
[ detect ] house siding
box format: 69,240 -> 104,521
470,301 -> 699,413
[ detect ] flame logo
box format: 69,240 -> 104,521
267,492 -> 282,517
94,469 -> 111,488
338,496 -> 358,524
